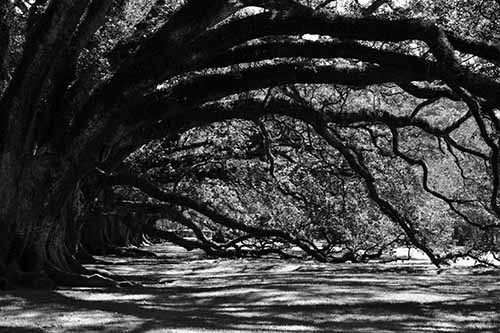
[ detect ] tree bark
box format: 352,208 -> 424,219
0,1 -> 11,95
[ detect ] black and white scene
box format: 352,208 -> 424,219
0,0 -> 500,332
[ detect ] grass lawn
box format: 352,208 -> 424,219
1,243 -> 499,332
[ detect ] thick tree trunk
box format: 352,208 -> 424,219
0,152 -> 98,288
0,1 -> 11,95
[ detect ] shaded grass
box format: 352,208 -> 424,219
1,243 -> 499,332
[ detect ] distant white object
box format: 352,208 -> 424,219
392,247 -> 429,261
302,34 -> 320,41
240,6 -> 265,16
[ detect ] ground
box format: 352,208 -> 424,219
1,243 -> 499,332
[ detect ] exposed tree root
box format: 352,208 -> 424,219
0,264 -> 138,290
47,268 -> 136,288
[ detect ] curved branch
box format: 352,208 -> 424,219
313,124 -> 443,266
107,172 -> 328,261
70,0 -> 114,54
389,127 -> 498,229
145,62 -> 436,118
199,8 -> 500,67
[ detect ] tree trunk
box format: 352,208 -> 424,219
81,214 -> 148,256
0,152 -> 91,288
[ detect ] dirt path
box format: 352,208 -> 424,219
1,243 -> 499,332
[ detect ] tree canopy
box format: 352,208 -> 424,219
1,0 -> 500,288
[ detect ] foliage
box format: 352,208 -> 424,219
2,0 -> 500,288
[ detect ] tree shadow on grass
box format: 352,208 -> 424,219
3,280 -> 500,332
0,327 -> 45,333
2,251 -> 500,332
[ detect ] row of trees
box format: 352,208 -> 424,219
1,0 -> 500,288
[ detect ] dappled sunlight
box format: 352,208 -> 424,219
2,0 -> 500,332
1,243 -> 500,332
57,290 -> 155,302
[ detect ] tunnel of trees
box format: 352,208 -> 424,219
0,0 -> 500,288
